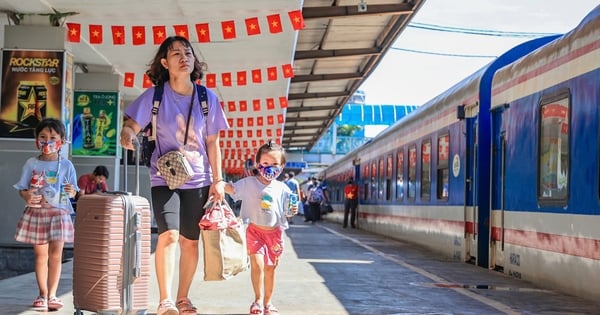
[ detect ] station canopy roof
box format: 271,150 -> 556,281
0,0 -> 425,175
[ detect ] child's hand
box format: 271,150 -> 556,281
24,190 -> 42,207
63,183 -> 76,198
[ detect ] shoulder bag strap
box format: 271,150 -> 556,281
148,84 -> 164,142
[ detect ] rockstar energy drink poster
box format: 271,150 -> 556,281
72,91 -> 119,157
0,50 -> 65,138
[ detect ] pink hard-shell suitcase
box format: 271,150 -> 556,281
73,147 -> 151,315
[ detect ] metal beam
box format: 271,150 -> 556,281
291,72 -> 362,83
288,91 -> 350,100
302,4 -> 414,19
286,116 -> 334,122
286,105 -> 339,112
294,48 -> 381,60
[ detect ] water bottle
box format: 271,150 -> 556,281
287,193 -> 299,217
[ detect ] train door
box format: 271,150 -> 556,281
464,116 -> 478,264
489,106 -> 507,270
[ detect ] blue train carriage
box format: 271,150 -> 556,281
489,5 -> 600,301
322,35 -> 560,267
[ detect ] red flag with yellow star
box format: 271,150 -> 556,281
195,23 -> 211,43
88,24 -> 103,44
153,26 -> 166,45
66,23 -> 81,42
111,25 -> 126,45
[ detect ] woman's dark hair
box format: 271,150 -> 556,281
255,140 -> 287,166
146,36 -> 206,85
93,165 -> 110,179
35,118 -> 66,139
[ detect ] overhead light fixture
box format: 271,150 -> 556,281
358,0 -> 368,13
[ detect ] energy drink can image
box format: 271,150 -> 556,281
15,81 -> 46,131
82,107 -> 94,149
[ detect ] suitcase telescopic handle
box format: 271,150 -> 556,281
123,139 -> 140,195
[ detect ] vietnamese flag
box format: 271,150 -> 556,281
237,118 -> 243,127
227,118 -> 234,127
237,71 -> 247,86
288,10 -> 305,30
237,130 -> 243,138
239,100 -> 248,112
251,69 -> 262,83
195,23 -> 211,43
221,20 -> 237,40
111,25 -> 126,45
276,129 -> 282,137
227,101 -> 236,112
222,72 -> 232,86
88,24 -> 103,44
267,116 -> 274,125
267,14 -> 283,34
173,25 -> 189,39
267,129 -> 273,137
247,130 -> 253,138
247,117 -> 254,127
227,130 -> 234,138
132,26 -> 146,45
279,96 -> 288,108
143,73 -> 153,88
257,130 -> 263,137
66,22 -> 81,42
245,17 -> 261,36
253,99 -> 261,111
282,63 -> 294,78
277,114 -> 284,124
266,98 -> 275,110
153,25 -> 167,45
267,67 -> 278,81
257,117 -> 264,126
123,72 -> 135,87
205,73 -> 216,88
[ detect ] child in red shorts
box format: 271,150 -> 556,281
224,140 -> 298,315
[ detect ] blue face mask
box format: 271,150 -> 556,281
258,165 -> 282,181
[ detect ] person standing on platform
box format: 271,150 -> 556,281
343,177 -> 359,228
119,36 -> 229,315
13,118 -> 79,311
223,141 -> 298,315
284,172 -> 303,221
306,177 -> 328,222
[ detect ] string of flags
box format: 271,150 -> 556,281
122,63 -> 294,88
65,10 -> 305,45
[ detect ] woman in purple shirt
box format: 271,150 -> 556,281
120,36 -> 229,315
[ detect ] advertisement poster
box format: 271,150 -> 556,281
0,50 -> 65,138
72,91 -> 119,157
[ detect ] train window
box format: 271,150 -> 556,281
437,134 -> 450,199
378,159 -> 384,199
408,145 -> 417,200
386,154 -> 392,200
364,164 -> 369,200
371,161 -> 378,200
396,150 -> 404,201
538,94 -> 569,201
421,140 -> 432,201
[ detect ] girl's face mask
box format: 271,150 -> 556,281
38,140 -> 62,155
257,164 -> 282,181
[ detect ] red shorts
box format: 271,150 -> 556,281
246,223 -> 284,266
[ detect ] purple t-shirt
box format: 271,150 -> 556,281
125,82 -> 229,188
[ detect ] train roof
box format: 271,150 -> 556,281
491,4 -> 600,107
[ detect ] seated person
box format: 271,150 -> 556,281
77,165 -> 110,199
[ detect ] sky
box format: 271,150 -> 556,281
359,0 -> 600,106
